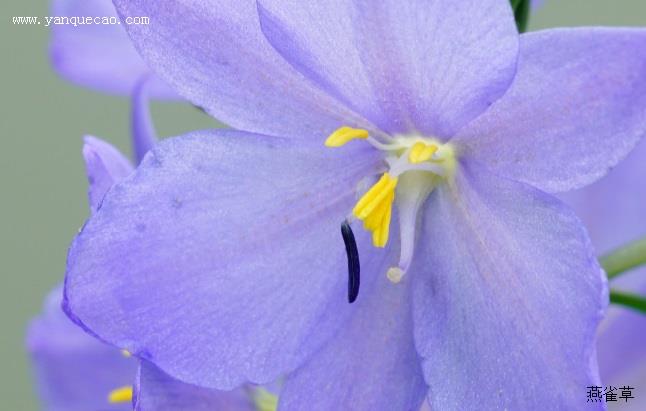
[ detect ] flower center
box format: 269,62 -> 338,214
326,126 -> 456,298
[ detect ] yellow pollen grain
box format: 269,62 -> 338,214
353,173 -> 397,247
120,349 -> 131,358
108,386 -> 133,404
324,126 -> 369,147
408,142 -> 438,164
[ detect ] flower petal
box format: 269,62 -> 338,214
279,251 -> 427,411
50,0 -> 176,97
82,136 -> 133,213
257,0 -> 518,137
597,290 -> 646,388
454,28 -> 646,193
27,286 -> 136,411
112,0 -> 373,138
559,139 -> 646,386
413,161 -> 606,410
131,76 -> 158,164
65,129 -> 383,389
559,139 -> 646,256
134,362 -> 254,411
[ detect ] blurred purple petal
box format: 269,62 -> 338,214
82,135 -> 134,213
112,0 -> 373,137
257,0 -> 518,137
279,248 -> 426,411
27,286 -> 136,411
560,140 -> 646,256
65,129 -> 384,389
50,0 -> 176,97
413,162 -> 606,410
455,28 -> 646,193
560,139 -> 646,389
134,362 -> 255,411
131,75 -> 158,164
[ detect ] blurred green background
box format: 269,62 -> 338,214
0,0 -> 644,409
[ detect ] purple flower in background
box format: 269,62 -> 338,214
63,0 -> 646,409
49,0 -> 175,98
49,0 -> 182,160
27,285 -> 136,411
561,139 -> 646,408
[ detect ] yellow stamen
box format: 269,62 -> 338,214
252,387 -> 278,411
408,141 -> 438,164
353,173 -> 397,247
325,126 -> 369,147
354,174 -> 398,220
108,386 -> 133,404
377,192 -> 393,247
363,196 -> 388,232
120,349 -> 131,358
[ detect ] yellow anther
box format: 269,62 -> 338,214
325,126 -> 369,147
252,388 -> 278,411
120,349 -> 131,358
108,386 -> 133,404
353,173 -> 397,247
371,191 -> 393,247
353,174 -> 398,220
408,142 -> 438,164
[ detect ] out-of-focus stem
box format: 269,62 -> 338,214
601,236 -> 646,279
511,0 -> 530,33
609,290 -> 646,314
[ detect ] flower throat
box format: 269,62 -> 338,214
326,126 -> 456,303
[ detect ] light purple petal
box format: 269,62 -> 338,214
559,139 -> 646,387
279,247 -> 426,411
134,362 -> 255,411
413,161 -> 606,410
454,28 -> 646,193
597,296 -> 646,386
131,75 -> 158,164
257,0 -> 518,137
82,136 -> 134,213
50,0 -> 176,97
65,129 -> 384,389
27,285 -> 136,411
112,0 -> 374,138
559,139 -> 646,256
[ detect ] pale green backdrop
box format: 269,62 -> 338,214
0,1 -> 644,409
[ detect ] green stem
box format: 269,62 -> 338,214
600,236 -> 646,279
511,0 -> 531,33
609,290 -> 646,313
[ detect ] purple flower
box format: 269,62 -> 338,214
27,285 -> 136,411
49,0 -> 184,160
561,139 -> 646,402
49,0 -> 175,98
64,1 -> 646,409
